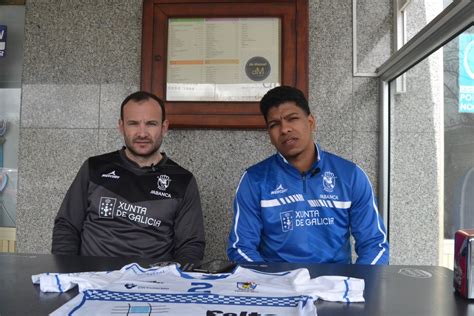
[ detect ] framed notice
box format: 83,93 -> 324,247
166,17 -> 280,102
141,0 -> 308,128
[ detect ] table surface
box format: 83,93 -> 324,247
0,253 -> 473,316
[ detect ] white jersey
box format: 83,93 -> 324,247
32,263 -> 364,316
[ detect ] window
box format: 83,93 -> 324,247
378,0 -> 473,267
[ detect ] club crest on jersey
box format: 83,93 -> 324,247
271,184 -> 288,195
157,174 -> 171,191
322,171 -> 337,192
236,281 -> 257,291
280,211 -> 294,232
99,197 -> 117,218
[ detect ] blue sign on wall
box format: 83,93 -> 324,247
0,25 -> 6,58
459,33 -> 474,113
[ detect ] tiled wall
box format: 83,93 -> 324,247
16,0 -> 397,262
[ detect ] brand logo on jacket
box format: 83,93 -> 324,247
271,184 -> 288,195
99,197 -> 117,218
322,171 -> 337,192
280,211 -> 294,232
101,170 -> 120,179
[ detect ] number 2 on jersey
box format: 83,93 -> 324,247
188,282 -> 213,293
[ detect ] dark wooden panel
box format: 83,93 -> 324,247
141,0 -> 308,128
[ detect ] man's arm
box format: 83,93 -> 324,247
51,161 -> 89,255
227,171 -> 265,263
172,176 -> 205,263
350,166 -> 389,265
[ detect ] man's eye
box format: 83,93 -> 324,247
147,122 -> 158,126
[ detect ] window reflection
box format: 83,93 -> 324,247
389,25 -> 474,268
444,26 -> 474,238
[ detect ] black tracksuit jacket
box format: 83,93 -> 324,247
52,149 -> 205,263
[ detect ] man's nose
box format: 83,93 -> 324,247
137,123 -> 148,136
280,120 -> 292,134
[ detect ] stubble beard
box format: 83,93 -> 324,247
124,136 -> 163,160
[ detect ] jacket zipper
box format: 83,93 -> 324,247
302,173 -> 307,193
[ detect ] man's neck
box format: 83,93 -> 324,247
287,145 -> 317,174
124,148 -> 163,168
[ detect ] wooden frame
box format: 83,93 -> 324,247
141,0 -> 308,128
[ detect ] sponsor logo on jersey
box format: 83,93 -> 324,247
280,211 -> 294,232
98,198 -> 162,227
295,210 -> 335,227
207,310 -> 261,316
280,209 -> 335,229
99,197 -> 117,218
236,281 -> 257,291
322,171 -> 337,192
157,174 -> 171,191
150,190 -> 171,198
124,283 -> 170,291
271,184 -> 288,195
320,194 -> 339,200
101,170 -> 120,179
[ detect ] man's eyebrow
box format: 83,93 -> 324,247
268,112 -> 299,122
283,112 -> 300,118
267,118 -> 280,124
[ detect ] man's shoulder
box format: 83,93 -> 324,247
161,156 -> 195,177
321,149 -> 358,170
87,150 -> 121,165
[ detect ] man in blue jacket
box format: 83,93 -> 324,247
227,86 -> 389,264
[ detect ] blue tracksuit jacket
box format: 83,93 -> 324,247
227,144 -> 389,264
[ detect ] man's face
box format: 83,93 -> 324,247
266,101 -> 315,162
119,99 -> 169,159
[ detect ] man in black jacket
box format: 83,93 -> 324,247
52,91 -> 205,263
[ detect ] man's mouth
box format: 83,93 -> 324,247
134,139 -> 151,145
282,137 -> 298,145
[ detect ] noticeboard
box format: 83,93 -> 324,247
141,0 -> 308,128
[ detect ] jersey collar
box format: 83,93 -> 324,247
276,142 -> 322,176
119,147 -> 168,172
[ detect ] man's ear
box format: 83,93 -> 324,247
118,119 -> 124,136
162,119 -> 169,135
308,114 -> 316,132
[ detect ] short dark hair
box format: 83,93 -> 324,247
120,91 -> 166,122
259,86 -> 310,121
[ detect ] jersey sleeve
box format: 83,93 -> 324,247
297,275 -> 365,303
172,176 -> 205,263
51,160 -> 90,255
350,166 -> 389,265
227,171 -> 265,263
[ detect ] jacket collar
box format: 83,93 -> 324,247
276,142 -> 322,176
119,147 -> 168,172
